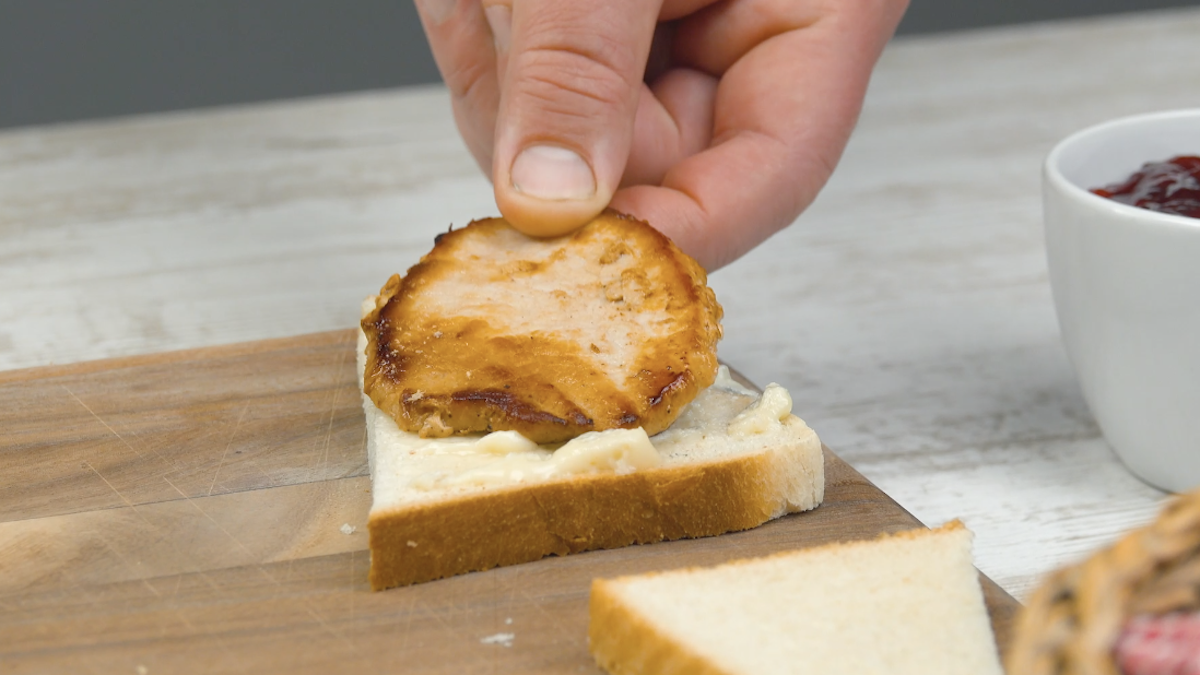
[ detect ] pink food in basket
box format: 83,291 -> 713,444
1115,612 -> 1200,675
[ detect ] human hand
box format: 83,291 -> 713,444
415,0 -> 907,270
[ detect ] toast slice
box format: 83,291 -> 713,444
358,317 -> 823,590
588,521 -> 1003,675
360,210 -> 723,444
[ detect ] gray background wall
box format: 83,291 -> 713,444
1,0 -> 1196,130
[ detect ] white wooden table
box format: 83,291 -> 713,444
4,8 -> 1198,601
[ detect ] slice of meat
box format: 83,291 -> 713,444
361,210 -> 723,444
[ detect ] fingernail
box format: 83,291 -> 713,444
415,0 -> 455,25
484,4 -> 511,53
511,145 -> 596,201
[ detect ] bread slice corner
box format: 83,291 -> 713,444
588,520 -> 1003,675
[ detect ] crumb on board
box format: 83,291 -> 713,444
505,617 -> 513,625
340,523 -> 356,535
480,633 -> 515,647
407,540 -> 418,547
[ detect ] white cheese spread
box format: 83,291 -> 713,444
728,383 -> 793,436
358,315 -> 799,497
364,366 -> 797,494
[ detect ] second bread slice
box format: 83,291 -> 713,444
588,521 -> 1002,675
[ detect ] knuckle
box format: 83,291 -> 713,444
511,38 -> 636,114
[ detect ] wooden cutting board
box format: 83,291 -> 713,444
0,330 -> 1019,674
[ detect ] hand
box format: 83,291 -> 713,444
415,0 -> 908,270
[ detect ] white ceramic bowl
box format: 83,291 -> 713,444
1044,109 -> 1200,493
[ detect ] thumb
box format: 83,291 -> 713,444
488,0 -> 663,237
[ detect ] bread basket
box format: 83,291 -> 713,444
1005,488 -> 1200,674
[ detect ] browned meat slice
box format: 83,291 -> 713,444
361,210 -> 723,444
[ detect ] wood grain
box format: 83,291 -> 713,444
0,331 -> 1017,674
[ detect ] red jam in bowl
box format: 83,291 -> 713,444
1091,155 -> 1200,219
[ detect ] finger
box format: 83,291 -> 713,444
612,128 -> 808,269
490,0 -> 664,237
658,0 -> 720,21
612,0 -> 907,269
415,0 -> 502,173
622,68 -> 718,187
671,0 -> 829,77
609,142 -> 779,271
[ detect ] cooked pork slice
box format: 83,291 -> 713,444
361,210 -> 723,444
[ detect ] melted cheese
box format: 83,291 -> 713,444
362,338 -> 797,493
728,383 -> 793,436
424,428 -> 660,489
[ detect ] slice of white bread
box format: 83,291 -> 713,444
588,521 -> 1003,675
358,307 -> 824,590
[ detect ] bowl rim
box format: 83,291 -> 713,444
1044,108 -> 1200,230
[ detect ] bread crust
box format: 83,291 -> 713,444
590,579 -> 735,675
587,521 -> 973,675
366,418 -> 823,590
360,210 -> 723,444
